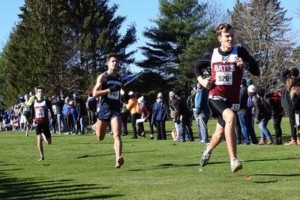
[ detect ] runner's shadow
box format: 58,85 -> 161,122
0,171 -> 121,199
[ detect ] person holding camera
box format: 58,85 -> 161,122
280,67 -> 299,145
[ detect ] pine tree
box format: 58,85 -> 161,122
137,0 -> 215,93
2,0 -> 136,106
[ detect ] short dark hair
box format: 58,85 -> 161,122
36,86 -> 44,91
106,53 -> 118,62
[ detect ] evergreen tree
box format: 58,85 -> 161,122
137,0 -> 215,94
2,0 -> 136,106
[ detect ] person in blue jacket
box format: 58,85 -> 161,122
151,92 -> 168,140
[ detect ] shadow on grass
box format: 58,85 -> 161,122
245,156 -> 299,163
0,170 -> 123,199
75,150 -> 149,159
250,173 -> 300,184
253,173 -> 300,177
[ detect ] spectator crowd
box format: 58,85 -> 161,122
0,67 -> 300,146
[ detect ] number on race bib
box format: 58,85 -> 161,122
108,91 -> 120,100
36,107 -> 45,118
216,72 -> 233,85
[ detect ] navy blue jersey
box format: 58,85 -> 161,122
100,72 -> 122,110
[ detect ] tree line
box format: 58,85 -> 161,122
0,0 -> 299,108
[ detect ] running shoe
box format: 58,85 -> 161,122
199,144 -> 211,167
231,158 -> 243,173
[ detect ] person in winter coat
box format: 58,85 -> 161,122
290,77 -> 300,145
280,67 -> 299,145
254,88 -> 273,145
266,91 -> 284,145
169,91 -> 194,142
151,92 -> 168,140
73,92 -> 88,134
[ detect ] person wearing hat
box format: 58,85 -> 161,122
254,88 -> 273,145
168,91 -> 184,141
237,81 -> 259,145
194,23 -> 260,172
92,53 -> 124,168
126,91 -> 143,139
168,91 -> 194,142
66,100 -> 77,134
280,67 -> 299,145
151,92 -> 168,140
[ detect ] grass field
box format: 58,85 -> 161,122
1,117 -> 300,200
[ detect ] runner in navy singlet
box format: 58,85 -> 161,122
92,53 -> 124,168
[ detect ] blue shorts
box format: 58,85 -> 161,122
97,106 -> 121,122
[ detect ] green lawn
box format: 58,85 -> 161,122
1,117 -> 300,200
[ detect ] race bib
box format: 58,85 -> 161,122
231,104 -> 240,112
216,71 -> 233,85
108,91 -> 119,100
36,107 -> 45,118
23,106 -> 30,112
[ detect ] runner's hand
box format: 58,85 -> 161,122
109,85 -> 121,92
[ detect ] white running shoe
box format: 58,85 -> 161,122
200,144 -> 211,167
231,158 -> 243,173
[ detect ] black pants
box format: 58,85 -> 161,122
288,110 -> 297,140
272,113 -> 283,140
131,113 -> 141,138
156,120 -> 166,140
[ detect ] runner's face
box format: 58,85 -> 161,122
107,57 -> 119,72
218,28 -> 235,51
37,89 -> 43,99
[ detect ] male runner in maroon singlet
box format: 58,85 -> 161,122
195,23 -> 260,172
31,86 -> 54,161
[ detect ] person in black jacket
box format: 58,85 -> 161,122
280,67 -> 299,145
169,91 -> 194,142
255,88 -> 273,145
73,93 -> 88,135
266,91 -> 284,145
290,77 -> 300,145
237,79 -> 258,145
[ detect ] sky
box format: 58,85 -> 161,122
1,0 -> 300,71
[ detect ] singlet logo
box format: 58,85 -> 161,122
211,47 -> 238,86
34,100 -> 46,119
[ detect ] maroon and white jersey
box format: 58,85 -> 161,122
34,99 -> 49,124
209,46 -> 243,103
